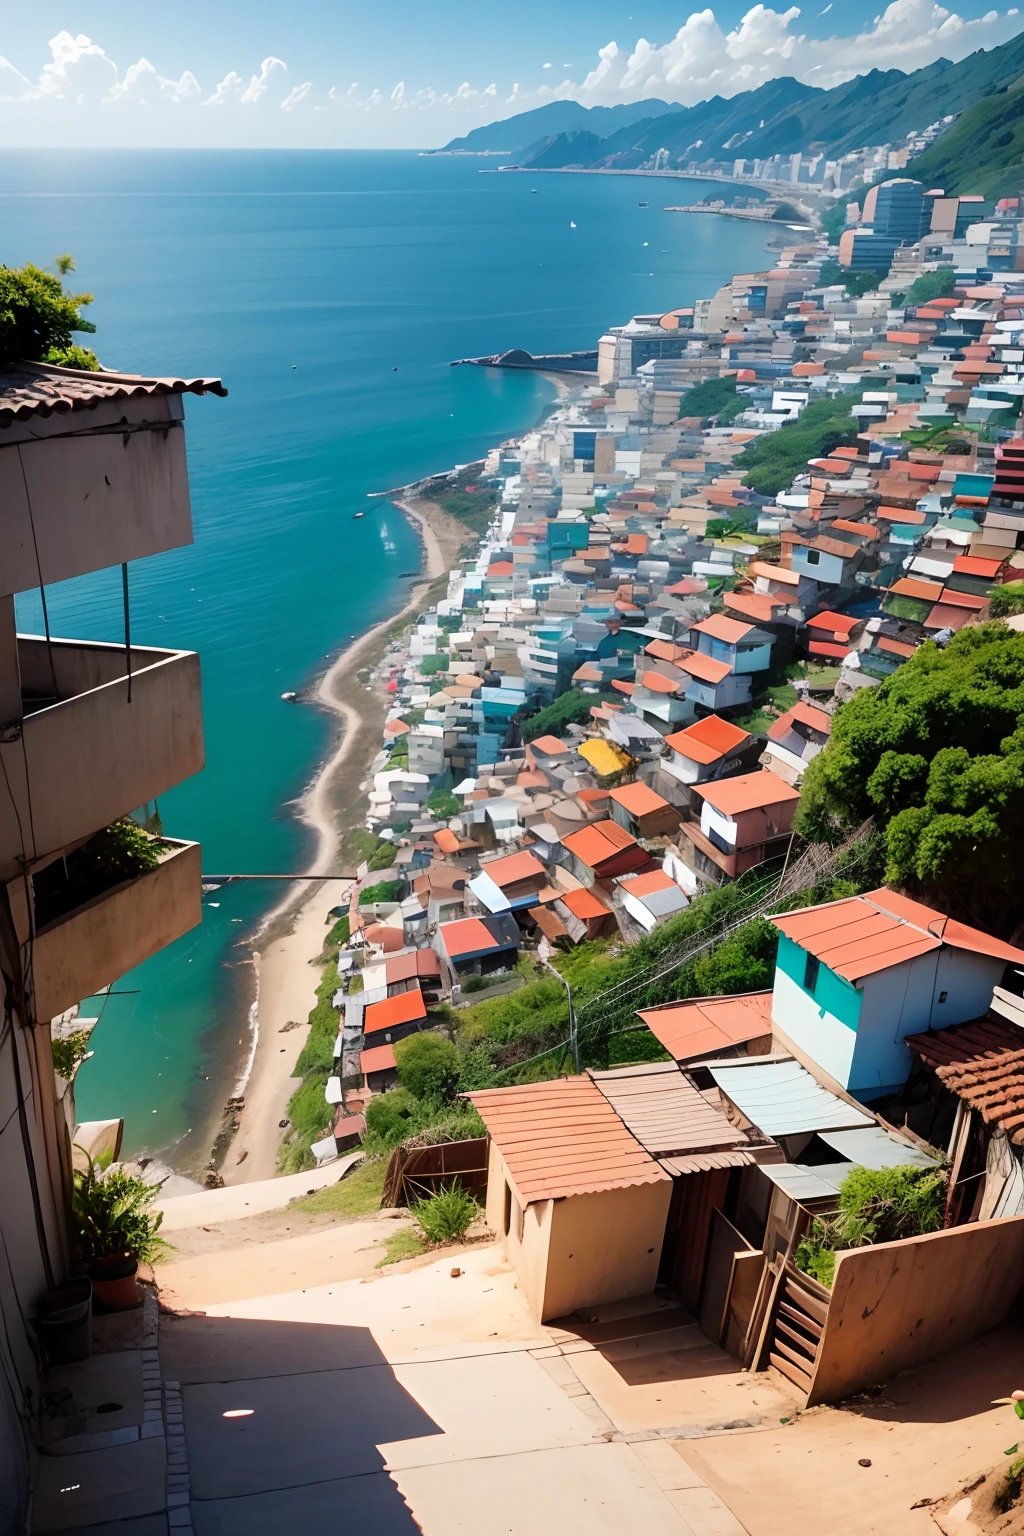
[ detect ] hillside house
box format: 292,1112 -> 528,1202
679,769 -> 801,882
608,780 -> 681,840
639,991 -> 774,1063
760,701 -> 832,785
616,868 -> 690,931
659,714 -> 758,809
435,912 -> 521,984
561,819 -> 651,885
769,889 -> 1024,1099
468,850 -> 550,913
688,614 -> 775,675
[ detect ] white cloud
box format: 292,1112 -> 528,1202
104,58 -> 201,106
240,57 -> 287,104
36,31 -> 117,99
391,81 -> 405,105
482,82 -> 497,96
0,55 -> 32,100
203,71 -> 244,108
281,81 -> 311,111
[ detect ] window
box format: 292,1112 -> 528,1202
805,548 -> 821,565
804,953 -> 820,993
503,1181 -> 512,1237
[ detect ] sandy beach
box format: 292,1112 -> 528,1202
222,484 -> 474,1184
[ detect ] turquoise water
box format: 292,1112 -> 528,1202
1,152 -> 774,1170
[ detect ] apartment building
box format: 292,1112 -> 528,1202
0,361 -> 223,1525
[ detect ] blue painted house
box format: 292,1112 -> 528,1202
769,889 -> 1024,1099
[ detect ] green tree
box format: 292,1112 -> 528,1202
797,624 -> 1024,934
989,581 -> 1024,619
395,1031 -> 461,1104
521,689 -> 595,741
736,393 -> 860,497
904,269 -> 956,306
0,259 -> 98,369
677,374 -> 747,424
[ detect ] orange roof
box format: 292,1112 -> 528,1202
664,714 -> 749,765
364,925 -> 406,953
620,869 -> 676,897
440,916 -> 507,957
639,991 -> 773,1061
695,769 -> 800,817
805,610 -> 859,638
385,719 -> 411,736
558,885 -> 613,920
486,561 -> 514,578
562,819 -> 638,868
748,561 -> 800,586
467,1076 -> 669,1203
768,701 -> 832,741
611,678 -> 636,695
876,506 -> 926,524
773,887 -> 1024,983
433,828 -> 461,854
680,651 -> 732,685
809,640 -> 849,659
938,589 -> 988,610
691,614 -> 753,644
640,669 -> 683,695
530,734 -> 570,755
609,781 -> 671,816
953,555 -> 1003,578
888,577 -> 943,602
480,850 -> 545,887
725,591 -> 786,624
360,1042 -> 397,1075
645,638 -> 690,664
876,636 -> 917,658
623,533 -> 648,555
364,986 -> 427,1033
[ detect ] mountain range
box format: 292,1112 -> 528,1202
438,32 -> 1024,189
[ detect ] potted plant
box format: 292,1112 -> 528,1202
72,1157 -> 169,1309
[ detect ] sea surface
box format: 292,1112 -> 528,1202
1,150 -> 775,1172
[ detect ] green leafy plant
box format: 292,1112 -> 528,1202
368,841 -> 399,871
989,581 -> 1024,619
51,1031 -> 91,1080
0,258 -> 98,369
424,788 -> 460,818
796,1164 -> 946,1288
411,1182 -> 479,1244
395,1031 -> 461,1104
736,392 -> 860,496
32,818 -> 165,929
358,879 -> 404,906
72,1157 -> 169,1264
376,1227 -> 426,1267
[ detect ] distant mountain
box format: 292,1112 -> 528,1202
908,81 -> 1024,196
436,29 -> 1024,174
437,99 -> 673,156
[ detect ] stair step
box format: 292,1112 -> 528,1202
770,1350 -> 812,1394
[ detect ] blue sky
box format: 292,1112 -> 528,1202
1,1 -> 1022,147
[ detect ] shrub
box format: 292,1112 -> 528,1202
990,580 -> 1024,618
368,841 -> 399,871
424,788 -> 460,818
365,1088 -> 420,1146
796,1163 -> 946,1288
358,879 -> 404,906
52,1031 -> 92,1080
325,913 -> 350,948
72,1158 -> 169,1263
412,1183 -> 479,1244
0,258 -> 97,369
395,1032 -> 461,1104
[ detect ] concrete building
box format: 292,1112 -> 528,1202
0,361 -> 223,1524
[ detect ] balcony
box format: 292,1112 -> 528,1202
25,838 -> 202,1022
0,636 -> 203,881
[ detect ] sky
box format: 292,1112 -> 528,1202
1,0 -> 1022,148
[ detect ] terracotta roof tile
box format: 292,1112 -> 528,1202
0,361 -> 227,426
360,1043 -> 397,1075
904,1017 -> 1024,1070
364,986 -> 427,1033
467,1076 -> 670,1201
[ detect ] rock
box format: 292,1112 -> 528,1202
450,1267 -> 463,1278
858,1459 -> 872,1468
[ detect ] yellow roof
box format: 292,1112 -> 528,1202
577,738 -> 632,776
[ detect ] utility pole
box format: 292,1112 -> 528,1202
542,957 -> 579,1075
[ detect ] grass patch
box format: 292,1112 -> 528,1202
375,1227 -> 427,1267
289,1157 -> 387,1217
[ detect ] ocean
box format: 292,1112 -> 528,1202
1,150 -> 775,1172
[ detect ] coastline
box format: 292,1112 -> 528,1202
220,483 -> 475,1184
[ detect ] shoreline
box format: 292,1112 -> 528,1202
219,482 -> 474,1184
216,373 -> 571,1185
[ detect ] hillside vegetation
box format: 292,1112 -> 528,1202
908,83 -> 1024,197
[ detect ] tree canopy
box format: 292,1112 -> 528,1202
736,393 -> 860,497
0,258 -> 98,369
394,1031 -> 461,1103
797,624 -> 1024,935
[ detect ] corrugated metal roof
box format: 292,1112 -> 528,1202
0,361 -> 227,426
364,986 -> 426,1033
467,1077 -> 670,1202
817,1127 -> 939,1170
659,1149 -> 757,1175
588,1060 -> 748,1157
710,1058 -> 874,1137
639,991 -> 773,1061
757,1162 -> 849,1201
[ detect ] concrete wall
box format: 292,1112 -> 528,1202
28,839 -> 202,1022
1,395 -> 193,598
807,1215 -> 1024,1406
483,1142 -> 672,1322
542,1180 -> 672,1322
0,639 -> 203,880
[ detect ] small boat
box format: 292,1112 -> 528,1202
353,511 -> 364,519
531,188 -> 538,193
280,691 -> 297,702
569,220 -> 576,229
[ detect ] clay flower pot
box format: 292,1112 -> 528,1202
88,1252 -> 140,1311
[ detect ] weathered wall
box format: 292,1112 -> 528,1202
542,1180 -> 672,1322
482,1141 -> 552,1319
807,1215 -> 1024,1406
